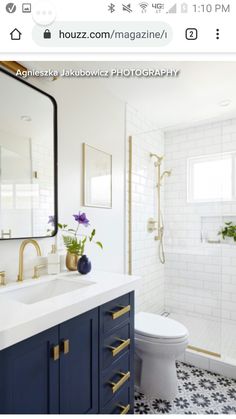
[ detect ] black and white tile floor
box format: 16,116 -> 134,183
134,362 -> 236,414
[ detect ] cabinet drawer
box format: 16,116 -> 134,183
101,352 -> 131,407
101,386 -> 132,414
101,294 -> 133,333
102,323 -> 131,369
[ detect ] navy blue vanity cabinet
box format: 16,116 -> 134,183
0,292 -> 134,415
0,326 -> 59,414
0,308 -> 99,415
59,308 -> 99,414
99,292 -> 134,414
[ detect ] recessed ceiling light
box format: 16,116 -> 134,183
20,115 -> 32,122
219,100 -> 231,107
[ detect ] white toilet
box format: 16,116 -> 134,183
135,312 -> 189,400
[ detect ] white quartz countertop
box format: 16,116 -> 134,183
0,271 -> 140,350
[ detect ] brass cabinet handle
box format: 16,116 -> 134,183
108,338 -> 131,357
51,344 -> 60,361
117,404 -> 130,415
109,371 -> 131,394
109,305 -> 131,320
61,339 -> 70,354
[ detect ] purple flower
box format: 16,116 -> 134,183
48,215 -> 55,226
73,212 -> 90,227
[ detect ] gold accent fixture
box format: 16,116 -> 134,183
188,345 -> 221,358
110,305 -> 131,320
109,371 -> 131,394
0,61 -> 27,74
128,136 -> 133,275
150,153 -> 171,242
61,339 -> 70,354
17,239 -> 42,282
108,338 -> 131,357
0,271 -> 6,286
1,229 -> 12,239
32,264 -> 46,279
117,404 -> 130,415
147,218 -> 158,233
150,153 -> 171,264
65,252 -> 80,271
52,345 -> 60,361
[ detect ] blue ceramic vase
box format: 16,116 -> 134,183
77,255 -> 92,275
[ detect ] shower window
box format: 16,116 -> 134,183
187,151 -> 236,202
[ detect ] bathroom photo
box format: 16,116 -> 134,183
0,60 -> 236,415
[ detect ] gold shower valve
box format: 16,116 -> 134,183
147,218 -> 158,232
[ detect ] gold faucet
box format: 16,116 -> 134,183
17,239 -> 42,282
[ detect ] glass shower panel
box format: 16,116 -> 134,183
220,123 -> 236,365
164,121 -> 223,358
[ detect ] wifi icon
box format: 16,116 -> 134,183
139,2 -> 148,12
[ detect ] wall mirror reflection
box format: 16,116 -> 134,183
83,143 -> 112,208
0,69 -> 57,239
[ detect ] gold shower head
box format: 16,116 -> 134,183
150,153 -> 164,167
160,170 -> 172,181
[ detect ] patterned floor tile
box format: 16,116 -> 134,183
134,362 -> 236,414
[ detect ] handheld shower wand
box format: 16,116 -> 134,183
150,153 -> 172,264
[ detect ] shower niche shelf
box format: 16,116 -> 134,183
201,215 -> 236,245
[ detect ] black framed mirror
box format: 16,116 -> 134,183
0,68 -> 58,239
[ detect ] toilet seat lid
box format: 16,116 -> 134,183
135,312 -> 188,339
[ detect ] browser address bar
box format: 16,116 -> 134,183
33,22 -> 172,48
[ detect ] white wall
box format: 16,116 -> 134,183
164,118 -> 236,323
126,105 -> 165,314
0,75 -> 126,281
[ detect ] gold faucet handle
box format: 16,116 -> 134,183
0,271 -> 6,286
33,264 -> 46,279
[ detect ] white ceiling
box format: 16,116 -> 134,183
27,61 -> 236,130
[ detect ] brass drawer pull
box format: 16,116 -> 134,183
51,344 -> 60,361
110,305 -> 131,320
108,338 -> 131,357
109,371 -> 131,394
117,404 -> 130,415
61,339 -> 70,354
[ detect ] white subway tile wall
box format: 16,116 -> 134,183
126,105 -> 165,314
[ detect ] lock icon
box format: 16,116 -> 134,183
43,29 -> 51,39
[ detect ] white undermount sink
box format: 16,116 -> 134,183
4,278 -> 93,305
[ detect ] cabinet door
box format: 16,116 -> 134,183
59,308 -> 99,414
0,326 -> 59,414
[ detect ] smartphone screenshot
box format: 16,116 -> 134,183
0,0 -> 235,416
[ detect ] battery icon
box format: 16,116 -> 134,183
181,3 -> 188,13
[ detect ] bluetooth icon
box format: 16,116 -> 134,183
108,3 -> 115,12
